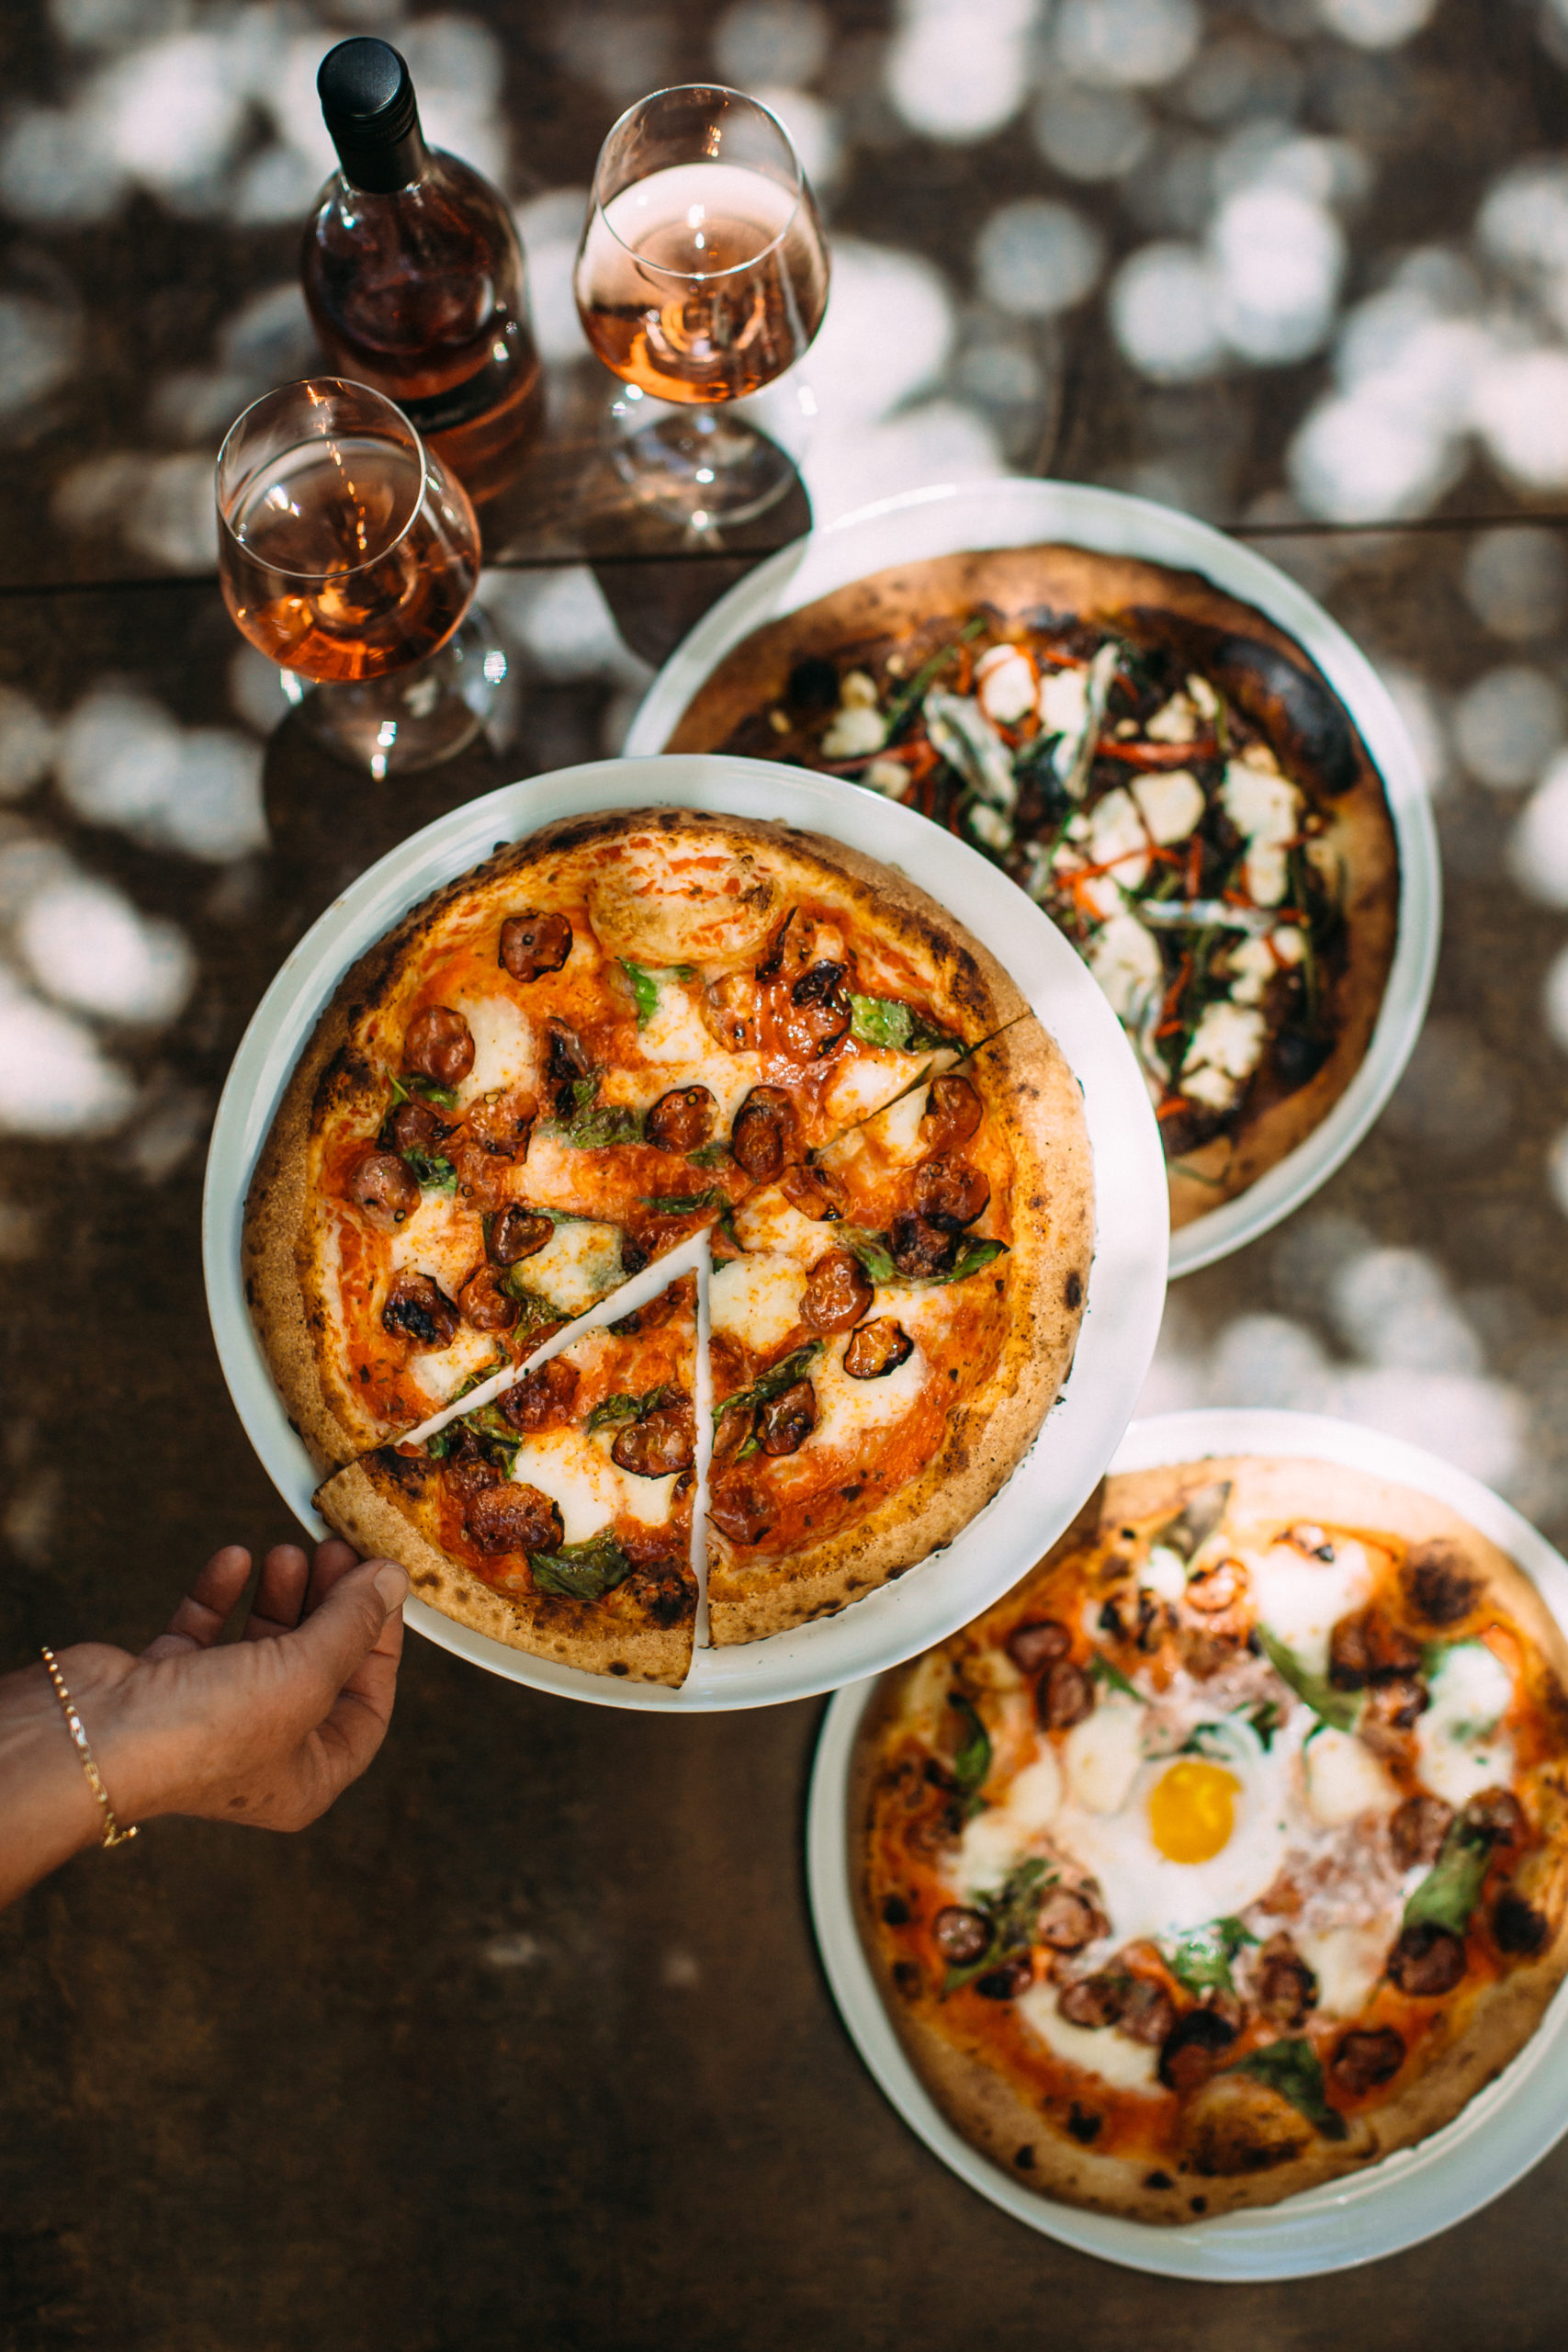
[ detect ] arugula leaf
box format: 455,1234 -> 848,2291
942,1857 -> 1052,1998
1230,2039 -> 1347,2142
836,1225 -> 899,1285
585,1385 -> 679,1435
835,1227 -> 1009,1290
1404,1813 -> 1495,1936
638,1188 -> 728,1216
389,1071 -> 462,1114
529,1532 -> 637,1603
848,993 -> 958,1055
685,1139 -> 733,1169
550,1102 -> 647,1149
1165,1916 -> 1257,1996
496,1273 -> 559,1339
927,1237 -> 1009,1287
1089,1652 -> 1142,1701
1247,1700 -> 1281,1751
1258,1627 -> 1360,1734
715,1343 -> 824,1450
883,614 -> 987,739
403,1150 -> 457,1193
949,1693 -> 992,1815
619,961 -> 661,1025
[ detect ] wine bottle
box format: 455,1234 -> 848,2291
303,37 -> 543,506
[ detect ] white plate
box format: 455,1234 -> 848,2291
807,1408 -> 1568,2278
626,481 -> 1442,1279
201,752 -> 1168,1713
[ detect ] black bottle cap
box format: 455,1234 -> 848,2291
318,38 -> 427,195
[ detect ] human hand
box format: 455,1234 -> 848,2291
64,1537 -> 408,1832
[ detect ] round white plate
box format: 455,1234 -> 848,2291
202,752 -> 1168,1713
807,1408 -> 1568,2278
626,480 -> 1442,1279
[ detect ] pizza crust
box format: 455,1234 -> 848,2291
661,542 -> 1401,1234
852,1453 -> 1568,2222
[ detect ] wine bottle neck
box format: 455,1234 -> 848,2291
331,117 -> 430,197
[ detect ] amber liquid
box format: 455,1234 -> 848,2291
575,161 -> 829,405
220,439 -> 478,683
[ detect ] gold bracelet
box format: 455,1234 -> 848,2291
39,1647 -> 137,1850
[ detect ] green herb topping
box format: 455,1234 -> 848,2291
529,1532 -> 637,1603
1230,2039 -> 1347,2141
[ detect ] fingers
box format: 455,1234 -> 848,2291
284,1557 -> 409,1703
141,1544 -> 253,1661
302,1536 -> 363,1615
243,1544 -> 311,1639
313,1599 -> 405,1790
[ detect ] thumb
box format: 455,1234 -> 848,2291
287,1559 -> 409,1693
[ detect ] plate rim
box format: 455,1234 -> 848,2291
626,478 -> 1442,1280
201,750 -> 1169,1713
805,1406 -> 1568,2280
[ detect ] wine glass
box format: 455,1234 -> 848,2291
573,85 -> 830,529
216,378 -> 508,777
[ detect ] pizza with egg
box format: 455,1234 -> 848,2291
661,544 -> 1400,1236
854,1455 -> 1568,2219
243,807 -> 1093,1679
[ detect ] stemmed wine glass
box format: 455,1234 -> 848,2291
216,378 -> 507,777
573,85 -> 830,528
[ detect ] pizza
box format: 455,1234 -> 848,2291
243,807 -> 1094,1684
854,1455 -> 1568,2221
660,545 -> 1401,1235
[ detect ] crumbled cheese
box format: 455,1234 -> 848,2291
1038,664 -> 1089,737
1227,935 -> 1277,1007
1145,693 -> 1201,743
975,643 -> 1038,726
966,800 -> 1014,851
1131,767 -> 1205,847
1272,924 -> 1305,966
1187,673 -> 1220,720
1088,910 -> 1162,1019
822,704 -> 888,760
840,669 -> 879,709
1087,786 -> 1150,893
1180,999 -> 1267,1109
1221,757 -> 1299,910
863,757 -> 909,797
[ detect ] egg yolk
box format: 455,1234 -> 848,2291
1147,1759 -> 1241,1863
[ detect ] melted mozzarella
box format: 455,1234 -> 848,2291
1015,1984 -> 1160,2090
821,1054 -> 924,1131
1089,911 -> 1161,1019
507,1426 -> 675,1543
952,1743 -> 1064,1895
388,1192 -> 480,1290
1295,1922 -> 1390,2018
525,1219 -> 626,1314
1132,768 -> 1205,844
638,980 -> 728,1066
456,990 -> 536,1102
1416,1642 -> 1516,1804
804,1333 -> 928,1454
1038,665 -> 1089,737
1303,1727 -> 1396,1827
1143,1544 -> 1187,1603
1247,1538 -> 1373,1677
410,1326 -> 503,1406
729,1189 -> 828,1261
1062,1698 -> 1147,1815
1006,1751 -> 1066,1834
711,1254 -> 806,1352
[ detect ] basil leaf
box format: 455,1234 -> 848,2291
619,961 -> 660,1026
949,1692 -> 992,1814
848,993 -> 958,1055
1165,1916 -> 1256,1996
1247,1699 -> 1281,1750
403,1150 -> 457,1193
1089,1652 -> 1141,1700
1404,1814 -> 1495,1936
1230,2039 -> 1347,2143
529,1532 -> 637,1603
942,1856 -> 1051,1998
496,1273 -> 559,1340
1151,1480 -> 1231,1562
927,1237 -> 1010,1287
714,1342 -> 824,1427
551,1102 -> 647,1149
401,1073 -> 461,1112
836,1226 -> 899,1285
1258,1628 -> 1360,1734
638,1188 -> 728,1216
585,1385 -> 679,1435
685,1139 -> 733,1169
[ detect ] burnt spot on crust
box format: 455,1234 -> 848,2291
1066,2105 -> 1101,2145
1144,2170 -> 1174,2190
1065,1269 -> 1083,1310
1013,2145 -> 1035,2170
1403,1542 -> 1481,1628
1494,1889 -> 1551,1955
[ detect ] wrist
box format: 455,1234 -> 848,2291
0,1657 -> 110,1907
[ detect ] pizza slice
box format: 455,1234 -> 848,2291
316,1272 -> 700,1686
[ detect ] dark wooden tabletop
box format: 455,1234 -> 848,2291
6,1 -> 1568,2345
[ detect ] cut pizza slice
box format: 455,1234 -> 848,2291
316,1268 -> 701,1687
704,1025 -> 1093,1644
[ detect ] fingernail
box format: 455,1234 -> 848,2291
374,1563 -> 410,1611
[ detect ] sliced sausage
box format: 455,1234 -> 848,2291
1037,1888 -> 1100,1952
912,1156 -> 990,1230
1390,1792 -> 1454,1871
403,1005 -> 474,1089
1185,1558 -> 1247,1614
932,1905 -> 991,1964
1403,1543 -> 1479,1627
1329,1607 -> 1422,1690
1494,1889 -> 1551,1955
975,1958 -> 1032,2000
843,1318 -> 915,1379
1255,1934 -> 1318,2026
1463,1787 -> 1528,1848
1158,2007 -> 1237,2093
1006,1619 -> 1071,1673
703,971 -> 759,1053
709,1473 -> 772,1545
545,1020 -> 592,1116
730,1085 -> 797,1182
1038,1658 -> 1095,1731
1360,1678 -> 1429,1740
498,1357 -> 580,1432
457,1265 -> 519,1332
646,1084 -> 717,1153
466,1481 -> 564,1556
442,1431 -> 500,1507
921,1073 -> 982,1151
711,1400 -> 755,1463
1058,1976 -> 1123,2030
381,1272 -> 459,1349
890,1212 -> 957,1279
611,1401 -> 695,1477
802,1251 -> 874,1334
779,1161 -> 843,1220
1331,2027 -> 1404,2096
1386,1922 -> 1467,1996
757,1379 -> 817,1457
350,1149 -> 420,1227
386,1098 -> 447,1155
778,960 -> 852,1058
486,1204 -> 555,1265
499,910 -> 571,982
1119,1979 -> 1175,2046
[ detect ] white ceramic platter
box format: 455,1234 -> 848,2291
626,481 -> 1442,1279
807,1408 -> 1568,2278
202,752 -> 1168,1713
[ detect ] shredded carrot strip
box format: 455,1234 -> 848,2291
1156,1095 -> 1193,1122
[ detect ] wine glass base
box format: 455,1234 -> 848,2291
610,407 -> 798,528
282,606 -> 509,777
